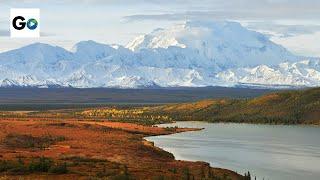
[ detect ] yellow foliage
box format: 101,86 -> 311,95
248,94 -> 281,106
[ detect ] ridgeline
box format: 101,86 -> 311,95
81,87 -> 320,125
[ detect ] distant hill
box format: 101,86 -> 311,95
144,87 -> 320,125
0,87 -> 276,111
79,88 -> 319,125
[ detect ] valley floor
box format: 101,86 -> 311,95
0,117 -> 244,180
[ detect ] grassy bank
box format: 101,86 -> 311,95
80,87 -> 319,125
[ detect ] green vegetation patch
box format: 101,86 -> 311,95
0,157 -> 68,174
3,133 -> 66,149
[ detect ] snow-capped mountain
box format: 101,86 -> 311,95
216,60 -> 320,87
127,21 -> 299,68
0,20 -> 318,88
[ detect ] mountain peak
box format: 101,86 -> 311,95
71,40 -> 111,52
127,20 -> 249,51
0,42 -> 72,66
18,42 -> 63,52
127,20 -> 298,67
71,40 -> 118,61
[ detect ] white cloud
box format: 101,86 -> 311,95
0,0 -> 319,57
272,32 -> 320,57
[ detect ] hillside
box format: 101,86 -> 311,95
79,88 -> 320,125
150,88 -> 320,125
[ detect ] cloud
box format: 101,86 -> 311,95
0,19 -> 6,24
40,32 -> 55,37
0,0 -> 195,6
0,29 -> 54,37
123,11 -> 246,22
1,0 -> 320,11
122,0 -> 320,22
0,30 -> 10,36
246,22 -> 320,37
3,0 -> 320,22
272,31 -> 320,57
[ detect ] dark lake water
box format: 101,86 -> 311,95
146,122 -> 320,180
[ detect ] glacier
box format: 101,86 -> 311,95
216,60 -> 320,87
0,20 -> 318,88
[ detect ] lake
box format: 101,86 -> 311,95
145,122 -> 320,180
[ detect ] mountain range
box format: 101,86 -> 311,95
0,21 -> 319,88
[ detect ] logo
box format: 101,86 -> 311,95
27,19 -> 38,30
10,9 -> 40,38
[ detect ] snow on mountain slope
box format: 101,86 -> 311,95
127,21 -> 299,68
216,60 -> 320,87
135,47 -> 221,71
62,63 -> 225,88
0,20 -> 317,88
0,43 -> 74,79
72,40 -> 118,61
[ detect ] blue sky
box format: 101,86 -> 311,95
0,0 -> 320,57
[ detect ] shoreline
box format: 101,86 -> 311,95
160,120 -> 320,127
142,125 -> 245,179
145,121 -> 320,180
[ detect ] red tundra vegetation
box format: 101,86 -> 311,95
0,118 -> 244,179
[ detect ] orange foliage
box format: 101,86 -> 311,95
249,94 -> 281,106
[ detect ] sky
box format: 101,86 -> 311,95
0,0 -> 320,57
